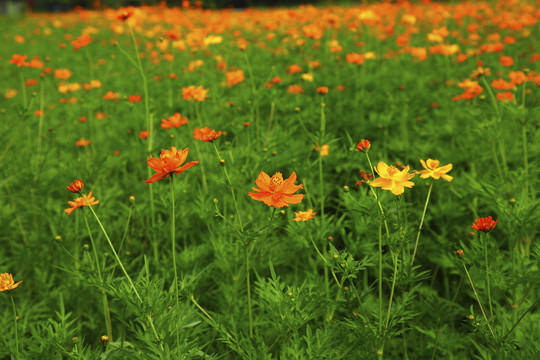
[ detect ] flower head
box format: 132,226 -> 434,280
9,54 -> 29,67
249,171 -> 304,208
182,85 -> 208,102
472,216 -> 498,232
193,127 -> 222,142
356,139 -> 371,152
0,273 -> 22,292
161,113 -> 188,130
144,146 -> 198,183
64,191 -> 99,215
225,70 -> 245,87
67,179 -> 84,193
71,33 -> 91,51
293,208 -> 316,222
370,161 -> 415,195
118,10 -> 134,22
416,159 -> 453,182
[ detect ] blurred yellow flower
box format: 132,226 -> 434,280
416,159 -> 453,182
0,273 -> 22,292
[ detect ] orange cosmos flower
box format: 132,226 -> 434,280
248,171 -> 304,208
286,64 -> 302,74
287,85 -> 303,94
139,130 -> 149,139
472,216 -> 498,232
71,33 -> 92,51
225,70 -> 245,87
76,138 -> 91,146
182,85 -> 208,102
0,273 -> 22,292
161,113 -> 188,129
9,54 -> 29,67
346,52 -> 365,65
103,91 -> 120,100
293,208 -> 316,222
144,146 -> 198,183
356,139 -> 371,152
496,92 -> 514,102
499,55 -> 514,67
416,159 -> 453,182
193,126 -> 222,142
509,71 -> 526,85
118,9 -> 134,21
317,86 -> 328,95
54,69 -> 72,80
67,179 -> 84,193
370,161 -> 415,195
64,191 -> 99,215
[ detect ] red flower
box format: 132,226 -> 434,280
118,10 -> 134,22
356,139 -> 371,152
127,94 -> 142,103
144,146 -> 198,183
193,126 -> 222,142
472,216 -> 498,232
67,179 -> 84,193
161,113 -> 188,129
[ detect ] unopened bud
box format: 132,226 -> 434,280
100,335 -> 109,343
456,249 -> 464,257
55,235 -> 62,242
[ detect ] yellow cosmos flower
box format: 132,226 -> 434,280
0,273 -> 22,292
370,161 -> 415,195
293,208 -> 316,222
416,159 -> 453,182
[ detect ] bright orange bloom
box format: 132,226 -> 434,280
118,10 -> 134,21
370,162 -> 415,195
144,146 -> 198,183
491,79 -> 515,90
509,71 -> 526,85
9,54 -> 29,67
182,85 -> 208,102
356,139 -> 371,152
76,138 -> 91,146
67,179 -> 84,193
54,69 -> 72,80
499,55 -> 514,67
286,64 -> 302,74
71,33 -> 92,51
139,130 -> 149,139
64,191 -> 99,215
472,216 -> 498,232
225,70 -> 245,87
496,92 -> 514,102
416,159 -> 453,182
127,94 -> 141,103
193,126 -> 222,142
0,273 -> 22,292
248,171 -> 304,208
317,86 -> 328,95
25,79 -> 38,87
161,113 -> 188,129
293,208 -> 316,222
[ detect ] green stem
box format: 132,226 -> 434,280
84,46 -> 94,81
19,71 -> 27,110
245,243 -> 253,338
378,220 -> 383,334
484,233 -> 494,317
263,101 -> 275,147
306,228 -> 340,287
522,125 -> 529,196
10,294 -> 20,360
410,181 -> 433,267
461,260 -> 496,339
490,141 -> 504,183
35,81 -> 45,176
384,252 -> 399,330
365,153 -> 390,236
82,212 -> 113,340
170,177 -> 181,358
212,142 -> 243,231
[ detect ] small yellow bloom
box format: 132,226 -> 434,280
320,144 -> 329,157
370,161 -> 415,195
293,208 -> 316,222
416,159 -> 453,182
0,273 -> 22,292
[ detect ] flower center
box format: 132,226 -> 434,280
270,173 -> 284,187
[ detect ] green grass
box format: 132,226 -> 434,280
0,1 -> 539,359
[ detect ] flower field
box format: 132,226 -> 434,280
1,0 -> 539,358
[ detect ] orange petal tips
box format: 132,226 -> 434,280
144,146 -> 199,183
249,171 -> 304,208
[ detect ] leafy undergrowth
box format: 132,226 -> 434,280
1,1 -> 539,359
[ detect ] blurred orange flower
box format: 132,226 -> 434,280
472,216 -> 498,232
287,85 -> 303,94
161,113 -> 188,129
499,55 -> 514,67
225,70 -> 245,87
370,161 -> 415,195
144,146 -> 198,183
182,85 -> 208,102
64,191 -> 99,215
0,273 -> 22,292
139,130 -> 149,139
54,69 -> 72,80
71,33 -> 92,51
193,126 -> 222,142
9,54 -> 29,67
249,171 -> 304,208
127,94 -> 141,103
76,138 -> 91,146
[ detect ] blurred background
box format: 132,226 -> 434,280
1,0 -> 358,13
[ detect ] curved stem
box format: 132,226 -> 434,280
170,177 -> 181,358
462,260 -> 496,339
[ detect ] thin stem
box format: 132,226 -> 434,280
244,243 -> 253,338
384,252 -> 399,330
306,228 -> 340,287
365,153 -> 390,236
170,177 -> 181,358
484,233 -> 494,317
10,294 -> 20,360
378,220 -> 383,334
263,101 -> 275,147
318,100 -> 329,308
461,260 -> 496,339
522,125 -> 529,196
410,181 -> 433,267
35,80 -> 45,177
82,212 -> 113,340
212,142 -> 243,231
19,71 -> 27,110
